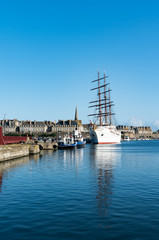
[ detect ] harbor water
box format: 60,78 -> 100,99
0,140 -> 159,240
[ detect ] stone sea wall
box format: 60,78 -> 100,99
0,145 -> 29,162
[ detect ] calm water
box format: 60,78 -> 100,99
0,141 -> 159,240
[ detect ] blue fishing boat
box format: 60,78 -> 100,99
58,135 -> 76,149
73,129 -> 86,148
76,140 -> 86,147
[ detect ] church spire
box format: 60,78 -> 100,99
75,107 -> 78,121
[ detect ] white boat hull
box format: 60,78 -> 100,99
90,125 -> 121,144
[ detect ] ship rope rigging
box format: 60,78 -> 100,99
88,71 -> 115,126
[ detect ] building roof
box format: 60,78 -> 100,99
56,120 -> 78,126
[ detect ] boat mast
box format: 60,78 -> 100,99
109,88 -> 111,124
98,71 -> 102,126
104,72 -> 107,124
89,72 -> 115,126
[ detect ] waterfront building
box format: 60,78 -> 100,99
1,117 -> 156,139
50,108 -> 84,134
134,126 -> 153,139
153,129 -> 159,139
117,125 -> 153,139
20,121 -> 48,134
117,125 -> 135,139
0,108 -> 83,135
0,119 -> 54,135
0,119 -> 19,134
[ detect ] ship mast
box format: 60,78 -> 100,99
98,71 -> 102,126
104,72 -> 107,124
88,71 -> 115,125
109,88 -> 112,125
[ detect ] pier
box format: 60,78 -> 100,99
0,127 -> 58,162
0,145 -> 29,162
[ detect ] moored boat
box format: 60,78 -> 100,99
123,136 -> 130,141
73,129 -> 86,148
58,135 -> 76,149
88,71 -> 121,144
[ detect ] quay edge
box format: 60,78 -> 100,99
0,144 -> 29,162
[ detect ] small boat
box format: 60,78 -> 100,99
123,136 -> 130,141
58,135 -> 76,149
73,129 -> 86,148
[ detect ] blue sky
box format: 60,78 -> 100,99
0,0 -> 159,129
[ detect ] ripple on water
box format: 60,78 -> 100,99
0,142 -> 159,240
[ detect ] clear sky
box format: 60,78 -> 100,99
0,0 -> 159,130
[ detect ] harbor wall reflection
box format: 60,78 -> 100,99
0,156 -> 30,192
90,144 -> 121,216
29,153 -> 40,161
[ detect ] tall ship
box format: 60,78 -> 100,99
89,71 -> 121,144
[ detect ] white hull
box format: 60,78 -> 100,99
123,136 -> 130,141
90,125 -> 121,144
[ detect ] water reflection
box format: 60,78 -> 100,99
0,175 -> 3,193
29,153 -> 40,161
0,156 -> 30,192
60,148 -> 84,170
90,144 -> 121,169
90,144 -> 121,217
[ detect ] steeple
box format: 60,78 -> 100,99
75,107 -> 78,121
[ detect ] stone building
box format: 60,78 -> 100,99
116,125 -> 135,139
117,125 -> 153,139
0,107 -> 83,135
0,119 -> 54,135
134,126 -> 153,139
20,121 -> 48,134
153,130 -> 159,139
0,119 -> 19,134
50,107 -> 84,134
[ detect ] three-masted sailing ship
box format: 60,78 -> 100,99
88,71 -> 121,144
